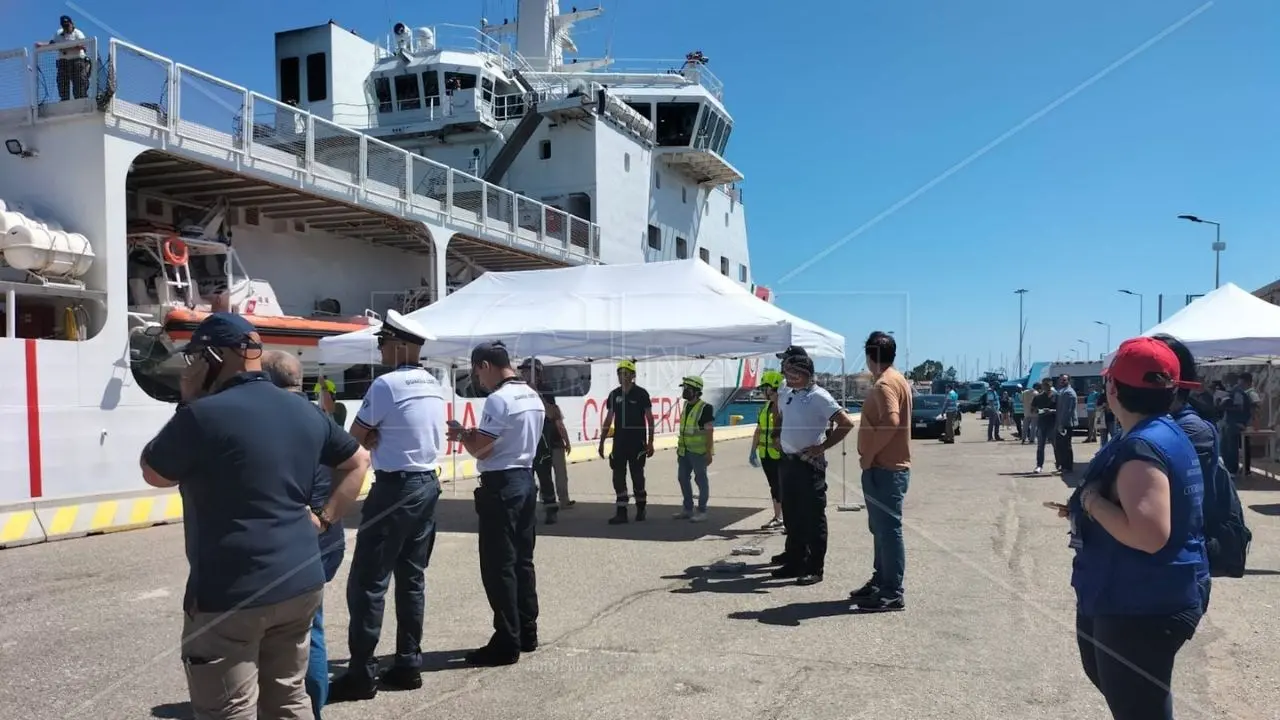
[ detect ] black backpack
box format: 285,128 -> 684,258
1204,432 -> 1253,578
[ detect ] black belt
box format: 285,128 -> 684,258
375,469 -> 438,481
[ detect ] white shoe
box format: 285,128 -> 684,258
691,512 -> 707,523
673,510 -> 692,520
1034,466 -> 1042,474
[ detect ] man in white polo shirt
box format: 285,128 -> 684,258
450,341 -> 545,667
330,310 -> 446,703
770,346 -> 855,586
37,15 -> 89,101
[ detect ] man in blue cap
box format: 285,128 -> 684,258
141,312 -> 370,720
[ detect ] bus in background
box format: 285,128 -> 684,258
1047,360 -> 1104,430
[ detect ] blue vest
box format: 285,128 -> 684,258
1070,415 -> 1207,616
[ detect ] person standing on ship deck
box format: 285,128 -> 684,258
749,370 -> 786,528
329,311 -> 446,703
598,359 -> 655,524
450,341 -> 545,666
770,346 -> 856,586
261,351 -> 346,719
141,312 -> 369,720
37,16 -> 89,101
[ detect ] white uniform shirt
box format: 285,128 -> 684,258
777,384 -> 843,454
476,378 -> 545,473
52,28 -> 87,59
353,365 -> 447,472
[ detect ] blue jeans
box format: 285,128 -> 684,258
677,452 -> 710,512
306,544 -> 345,718
1222,424 -> 1242,474
861,467 -> 910,600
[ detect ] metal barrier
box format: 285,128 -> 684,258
0,37 -> 603,265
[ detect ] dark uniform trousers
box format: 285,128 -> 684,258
610,431 -> 648,507
346,470 -> 441,684
475,468 -> 540,653
779,454 -> 829,575
534,445 -> 559,510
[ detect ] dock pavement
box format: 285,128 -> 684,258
0,431 -> 1276,719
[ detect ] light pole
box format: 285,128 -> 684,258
1119,289 -> 1144,334
1077,339 -> 1091,361
1178,214 -> 1224,289
1067,347 -> 1079,360
1014,289 -> 1028,376
1093,320 -> 1111,354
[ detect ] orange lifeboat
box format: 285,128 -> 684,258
163,308 -> 372,348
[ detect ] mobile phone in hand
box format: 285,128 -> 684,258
1043,501 -> 1068,511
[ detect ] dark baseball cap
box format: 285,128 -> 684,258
775,345 -> 808,359
181,312 -> 257,352
471,340 -> 512,368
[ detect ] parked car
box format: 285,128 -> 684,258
911,394 -> 958,440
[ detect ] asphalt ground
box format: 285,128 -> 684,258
1,427 -> 1277,720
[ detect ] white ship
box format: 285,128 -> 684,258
0,1 -> 767,508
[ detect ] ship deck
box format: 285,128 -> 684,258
0,435 -> 1273,719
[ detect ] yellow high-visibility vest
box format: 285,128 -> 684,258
678,400 -> 709,456
756,401 -> 781,460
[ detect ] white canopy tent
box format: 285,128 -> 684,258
1127,283 -> 1280,364
319,259 -> 845,365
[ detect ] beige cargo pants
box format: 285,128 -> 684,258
181,588 -> 322,720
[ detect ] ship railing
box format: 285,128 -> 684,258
12,38 -> 600,264
14,38 -> 108,124
578,58 -> 724,100
376,24 -> 520,71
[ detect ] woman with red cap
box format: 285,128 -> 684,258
1060,336 -> 1209,720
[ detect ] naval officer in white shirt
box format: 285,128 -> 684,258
330,310 -> 446,703
450,341 -> 545,667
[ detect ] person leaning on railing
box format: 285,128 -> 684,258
36,16 -> 89,102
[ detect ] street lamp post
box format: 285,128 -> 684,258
1178,214 -> 1224,289
1077,339 -> 1091,361
1014,289 -> 1028,376
1093,320 -> 1111,354
1119,289 -> 1144,334
1067,348 -> 1079,360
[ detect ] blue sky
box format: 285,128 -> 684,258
5,0 -> 1278,378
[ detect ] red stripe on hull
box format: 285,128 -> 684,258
24,339 -> 42,498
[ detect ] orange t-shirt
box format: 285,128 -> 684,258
856,367 -> 912,470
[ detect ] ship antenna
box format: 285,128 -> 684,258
606,0 -> 622,60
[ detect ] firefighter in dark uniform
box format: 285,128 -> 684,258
330,310 -> 446,703
451,341 -> 545,666
519,358 -> 563,525
598,359 -> 655,524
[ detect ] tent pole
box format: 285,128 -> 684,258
837,355 -> 862,512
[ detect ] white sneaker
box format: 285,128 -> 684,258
1034,466 -> 1042,474
691,512 -> 707,523
673,510 -> 692,520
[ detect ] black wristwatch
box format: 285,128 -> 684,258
312,507 -> 332,532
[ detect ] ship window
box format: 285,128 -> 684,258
699,247 -> 710,263
676,237 -> 688,259
715,120 -> 733,155
394,74 -> 421,111
455,365 -> 592,398
539,140 -> 551,160
720,256 -> 730,275
373,77 -> 392,113
647,225 -> 661,250
422,71 -> 440,106
738,264 -> 748,282
654,172 -> 661,189
681,187 -> 687,204
624,153 -> 631,172
444,72 -> 477,91
306,52 -> 328,102
655,102 -> 699,146
624,101 -> 652,122
695,107 -> 714,150
481,76 -> 495,103
279,56 -> 301,105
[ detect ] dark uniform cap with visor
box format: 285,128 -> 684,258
180,312 -> 258,353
